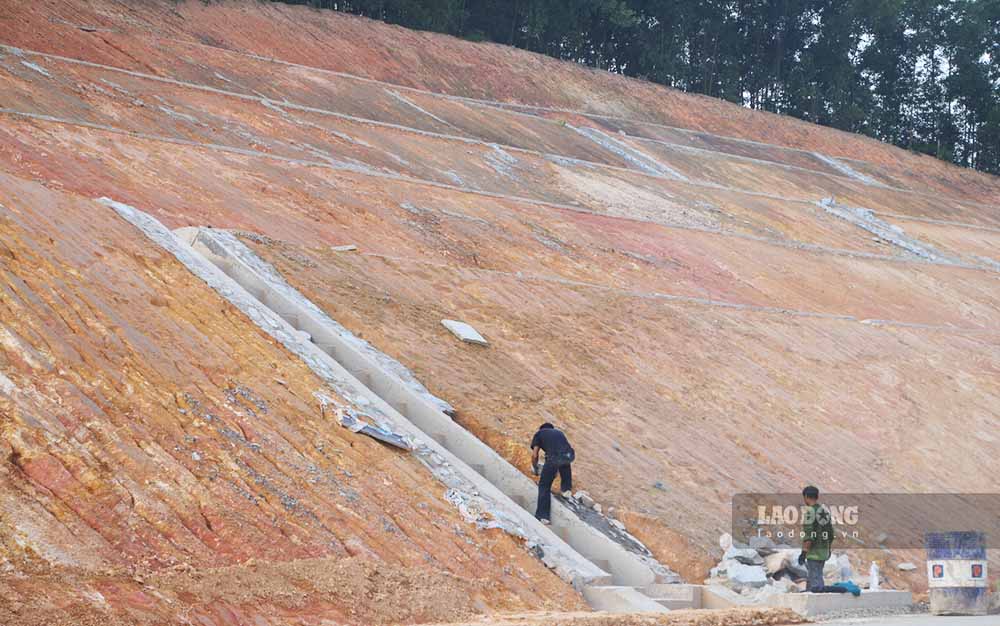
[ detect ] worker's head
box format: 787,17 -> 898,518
539,422 -> 554,431
802,485 -> 819,505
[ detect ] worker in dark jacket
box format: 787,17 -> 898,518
530,422 -> 575,524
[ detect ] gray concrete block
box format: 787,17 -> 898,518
582,586 -> 670,613
766,590 -> 912,617
441,319 -> 488,345
644,584 -> 702,609
701,585 -> 751,609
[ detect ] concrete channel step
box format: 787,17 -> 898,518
644,583 -> 702,610
582,586 -> 670,613
162,222 -> 680,611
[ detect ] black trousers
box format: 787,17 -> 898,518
535,460 -> 572,521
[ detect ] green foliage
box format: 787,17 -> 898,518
272,0 -> 1000,174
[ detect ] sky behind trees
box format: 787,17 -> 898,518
274,0 -> 999,174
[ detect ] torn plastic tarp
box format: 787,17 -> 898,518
337,408 -> 411,450
313,391 -> 410,450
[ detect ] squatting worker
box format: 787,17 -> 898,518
530,422 -> 575,525
799,485 -> 847,593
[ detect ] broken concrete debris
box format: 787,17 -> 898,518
724,544 -> 765,565
708,534 -> 864,603
556,489 -> 665,569
720,561 -> 767,588
441,319 -> 488,346
331,244 -> 358,252
574,490 -> 596,509
896,562 -> 917,571
445,488 -> 528,536
336,406 -> 412,450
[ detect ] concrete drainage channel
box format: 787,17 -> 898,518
174,225 -> 682,613
103,199 -> 684,613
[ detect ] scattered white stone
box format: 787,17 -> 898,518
0,372 -> 16,396
573,490 -> 596,508
441,319 -> 488,346
719,533 -> 734,551
724,545 -> 764,566
609,519 -> 626,532
823,553 -> 853,583
897,562 -> 917,571
331,244 -> 358,252
749,535 -> 777,551
726,562 -> 768,588
749,582 -> 785,603
593,503 -> 602,514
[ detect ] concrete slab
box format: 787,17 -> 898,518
581,586 -> 669,613
441,319 -> 488,345
767,590 -> 912,617
644,584 -> 701,610
701,585 -> 751,610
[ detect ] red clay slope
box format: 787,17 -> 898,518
0,172 -> 581,624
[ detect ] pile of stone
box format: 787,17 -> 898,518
707,534 -> 855,602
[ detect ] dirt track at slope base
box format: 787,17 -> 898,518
426,607 -> 806,626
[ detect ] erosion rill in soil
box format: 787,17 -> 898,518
0,1 -> 998,624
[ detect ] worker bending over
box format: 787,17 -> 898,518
530,422 -> 575,524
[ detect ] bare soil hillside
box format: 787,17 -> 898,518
0,1 -> 997,622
